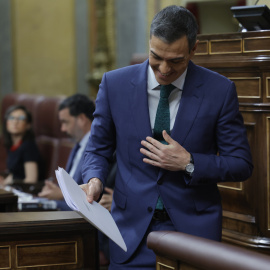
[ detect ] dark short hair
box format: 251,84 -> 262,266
3,104 -> 35,149
150,5 -> 198,51
59,94 -> 95,121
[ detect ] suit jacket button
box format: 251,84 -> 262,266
147,207 -> 153,212
157,179 -> 162,185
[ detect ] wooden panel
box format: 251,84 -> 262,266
17,241 -> 77,267
267,77 -> 270,98
215,72 -> 263,103
156,256 -> 178,270
244,37 -> 270,53
196,40 -> 208,55
222,212 -> 257,236
210,39 -> 242,54
218,182 -> 242,190
0,246 -> 11,268
267,116 -> 270,230
228,77 -> 261,98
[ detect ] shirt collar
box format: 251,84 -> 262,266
78,130 -> 91,150
148,65 -> 187,90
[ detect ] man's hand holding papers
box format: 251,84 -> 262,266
55,167 -> 127,252
80,177 -> 103,203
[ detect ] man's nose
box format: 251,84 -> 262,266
159,61 -> 171,74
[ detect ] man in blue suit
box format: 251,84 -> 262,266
81,5 -> 253,270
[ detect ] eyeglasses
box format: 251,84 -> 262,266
7,115 -> 27,122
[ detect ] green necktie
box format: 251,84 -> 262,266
153,84 -> 175,210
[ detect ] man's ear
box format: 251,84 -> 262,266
77,113 -> 86,123
190,40 -> 199,57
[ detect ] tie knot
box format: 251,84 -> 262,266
160,84 -> 175,98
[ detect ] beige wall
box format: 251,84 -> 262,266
7,0 -> 270,97
247,0 -> 269,5
12,0 -> 76,96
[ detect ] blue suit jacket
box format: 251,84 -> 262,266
82,60 -> 253,263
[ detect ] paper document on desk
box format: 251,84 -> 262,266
55,167 -> 127,252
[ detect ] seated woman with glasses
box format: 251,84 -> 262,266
0,105 -> 42,186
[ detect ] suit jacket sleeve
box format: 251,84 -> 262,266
82,72 -> 116,185
187,80 -> 253,185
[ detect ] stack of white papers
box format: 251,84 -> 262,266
55,167 -> 127,252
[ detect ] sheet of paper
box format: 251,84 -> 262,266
55,167 -> 127,252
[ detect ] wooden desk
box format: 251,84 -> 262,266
0,211 -> 98,269
0,189 -> 18,212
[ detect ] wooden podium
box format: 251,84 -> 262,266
0,211 -> 98,269
193,30 -> 270,254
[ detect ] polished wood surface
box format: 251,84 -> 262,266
0,211 -> 98,269
193,30 -> 270,254
0,189 -> 18,212
147,231 -> 270,270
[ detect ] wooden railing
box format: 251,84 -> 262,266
147,230 -> 270,270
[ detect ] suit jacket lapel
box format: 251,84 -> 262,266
130,60 -> 153,140
129,60 -> 160,177
171,61 -> 204,144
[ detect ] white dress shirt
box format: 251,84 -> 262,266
69,130 -> 91,178
147,65 -> 187,132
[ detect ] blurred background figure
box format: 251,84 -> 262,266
38,93 -> 95,210
0,105 -> 42,186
